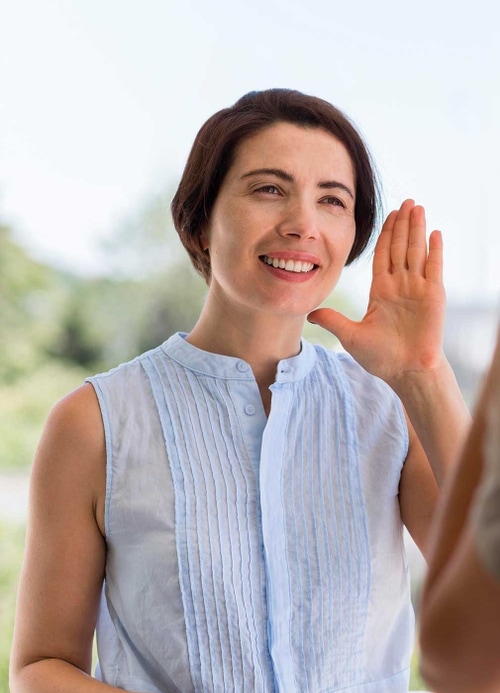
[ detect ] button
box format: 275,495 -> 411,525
236,361 -> 249,372
244,404 -> 256,416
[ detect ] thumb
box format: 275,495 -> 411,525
307,307 -> 355,344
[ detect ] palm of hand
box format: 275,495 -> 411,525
309,200 -> 446,386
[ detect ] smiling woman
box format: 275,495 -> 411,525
185,122 -> 357,357
9,89 -> 470,693
171,89 -> 378,284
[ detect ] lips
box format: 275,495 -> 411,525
261,255 -> 316,273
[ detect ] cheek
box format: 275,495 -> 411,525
204,203 -> 240,250
205,228 -> 242,282
329,221 -> 356,259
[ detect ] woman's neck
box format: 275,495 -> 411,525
186,299 -> 305,406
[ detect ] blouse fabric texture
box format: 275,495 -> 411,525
88,333 -> 413,693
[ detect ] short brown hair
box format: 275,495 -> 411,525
171,89 -> 381,282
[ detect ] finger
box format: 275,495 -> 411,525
425,229 -> 443,284
372,209 -> 398,277
390,199 -> 415,272
307,307 -> 355,346
407,205 -> 427,275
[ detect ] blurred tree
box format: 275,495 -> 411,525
0,223 -> 68,382
0,222 -> 88,468
35,187 -> 206,372
99,189 -> 184,279
50,265 -> 206,372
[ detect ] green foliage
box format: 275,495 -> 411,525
45,260 -> 207,374
410,646 -> 429,690
0,225 -> 67,382
0,521 -> 25,691
0,361 -> 88,469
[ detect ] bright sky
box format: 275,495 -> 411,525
1,0 -> 499,310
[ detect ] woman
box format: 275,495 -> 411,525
419,327 -> 500,693
10,89 -> 470,692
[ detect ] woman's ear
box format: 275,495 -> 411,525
200,229 -> 210,252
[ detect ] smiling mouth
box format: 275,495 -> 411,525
261,255 -> 317,273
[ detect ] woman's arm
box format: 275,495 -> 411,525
9,384 -> 136,692
418,330 -> 500,693
309,199 -> 470,484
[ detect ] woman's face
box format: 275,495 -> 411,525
201,122 -> 356,320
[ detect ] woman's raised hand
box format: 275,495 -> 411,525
308,199 -> 446,389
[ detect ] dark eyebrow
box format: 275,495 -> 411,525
240,167 -> 294,182
318,180 -> 354,199
240,167 -> 354,199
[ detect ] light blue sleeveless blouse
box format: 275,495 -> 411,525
88,333 -> 412,692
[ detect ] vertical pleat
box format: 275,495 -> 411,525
142,354 -> 275,692
261,349 -> 370,691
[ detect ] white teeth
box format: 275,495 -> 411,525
263,256 -> 315,273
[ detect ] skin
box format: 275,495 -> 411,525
188,123 -> 358,409
10,122 -> 470,691
419,330 -> 500,693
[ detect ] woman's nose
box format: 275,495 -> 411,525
276,199 -> 319,240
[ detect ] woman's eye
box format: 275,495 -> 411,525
255,185 -> 280,195
322,196 -> 345,207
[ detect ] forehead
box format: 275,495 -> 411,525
229,122 -> 355,181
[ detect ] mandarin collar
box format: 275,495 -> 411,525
161,332 -> 316,383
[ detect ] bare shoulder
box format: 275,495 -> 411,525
31,382 -> 106,535
43,381 -> 104,444
11,383 -> 107,678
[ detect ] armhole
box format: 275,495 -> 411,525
395,395 -> 410,465
336,350 -> 410,468
86,377 -> 113,539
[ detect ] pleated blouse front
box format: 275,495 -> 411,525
88,333 -> 412,692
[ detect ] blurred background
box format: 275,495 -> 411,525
1,0 -> 499,689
